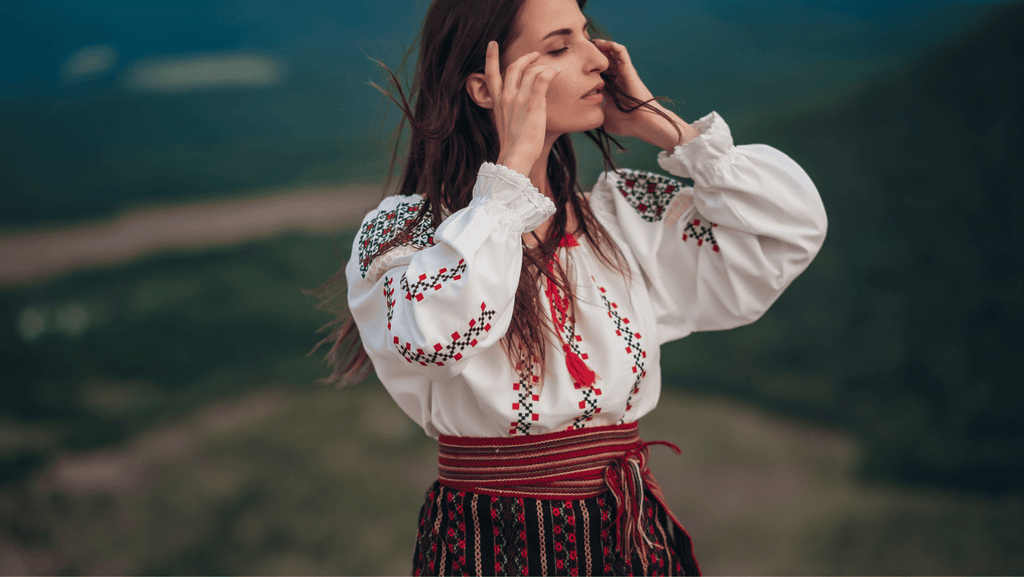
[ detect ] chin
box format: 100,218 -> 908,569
552,109 -> 605,135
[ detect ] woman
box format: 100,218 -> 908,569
319,0 -> 827,573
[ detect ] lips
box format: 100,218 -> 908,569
582,83 -> 605,98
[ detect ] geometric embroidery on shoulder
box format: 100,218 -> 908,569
682,217 -> 720,253
358,198 -> 436,278
615,169 -> 684,223
400,259 -> 467,301
384,280 -> 495,366
592,277 -> 647,421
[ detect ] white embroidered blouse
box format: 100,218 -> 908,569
346,112 -> 827,439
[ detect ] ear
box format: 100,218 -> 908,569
465,73 -> 493,109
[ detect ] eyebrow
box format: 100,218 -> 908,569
540,21 -> 588,41
541,28 -> 573,41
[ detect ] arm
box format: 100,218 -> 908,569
347,165 -> 555,379
350,41 -> 564,378
591,41 -> 827,344
591,112 -> 827,344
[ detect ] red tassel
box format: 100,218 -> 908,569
545,253 -> 597,389
562,343 -> 596,388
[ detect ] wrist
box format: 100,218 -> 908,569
652,120 -> 700,151
496,153 -> 533,178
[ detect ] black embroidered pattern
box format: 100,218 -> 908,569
401,259 -> 467,302
444,491 -> 469,575
384,276 -> 396,330
568,329 -> 602,430
593,279 -> 647,421
545,255 -> 603,431
551,500 -> 579,574
510,362 -> 541,436
490,497 -> 528,575
386,297 -> 496,366
615,169 -> 684,223
357,198 -> 435,278
682,217 -> 720,252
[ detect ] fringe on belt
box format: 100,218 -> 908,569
438,422 -> 699,572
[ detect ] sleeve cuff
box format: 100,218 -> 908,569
473,162 -> 556,233
656,111 -> 738,183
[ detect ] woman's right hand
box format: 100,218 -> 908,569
484,41 -> 561,177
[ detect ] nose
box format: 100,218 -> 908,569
585,39 -> 609,74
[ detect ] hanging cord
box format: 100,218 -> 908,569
604,440 -> 682,561
544,234 -> 597,389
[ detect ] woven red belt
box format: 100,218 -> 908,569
438,422 -> 697,567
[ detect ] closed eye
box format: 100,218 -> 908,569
548,46 -> 569,56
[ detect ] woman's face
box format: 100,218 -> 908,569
504,0 -> 610,136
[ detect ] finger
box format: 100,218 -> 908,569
530,66 -> 561,102
516,64 -> 551,102
593,39 -> 628,61
504,51 -> 540,94
484,41 -> 503,100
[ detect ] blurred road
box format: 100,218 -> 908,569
0,186 -> 386,287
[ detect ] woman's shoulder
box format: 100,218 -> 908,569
353,193 -> 435,280
589,167 -> 690,223
360,193 -> 428,221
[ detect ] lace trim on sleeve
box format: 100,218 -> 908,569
657,111 -> 738,181
479,161 -> 536,193
475,162 -> 556,233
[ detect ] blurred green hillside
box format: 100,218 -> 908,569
2,0 -> 1022,500
656,0 -> 1024,494
2,1 -> 1024,573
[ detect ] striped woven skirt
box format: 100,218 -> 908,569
411,423 -> 700,576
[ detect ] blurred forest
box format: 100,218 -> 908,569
2,0 -> 1023,573
664,2 -> 1024,494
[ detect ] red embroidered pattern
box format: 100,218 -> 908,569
551,500 -> 579,575
357,198 -> 435,277
551,299 -> 602,430
616,169 -> 684,223
445,491 -> 469,574
491,497 -> 528,575
647,504 -> 666,574
545,241 -> 602,430
510,366 -> 541,436
413,486 -> 439,576
570,356 -> 602,430
593,279 -> 647,419
683,217 -> 720,252
401,259 -> 467,301
383,276 -> 396,330
384,283 -> 495,366
597,495 -> 615,574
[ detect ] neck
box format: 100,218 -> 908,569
529,133 -> 558,198
523,133 -> 569,244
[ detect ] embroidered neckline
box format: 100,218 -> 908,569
523,231 -> 581,249
559,233 -> 579,247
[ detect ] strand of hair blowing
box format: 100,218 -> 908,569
313,0 -> 676,386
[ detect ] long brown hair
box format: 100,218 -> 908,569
313,0 -> 680,386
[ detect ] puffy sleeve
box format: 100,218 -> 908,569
589,111 -> 827,345
346,162 -> 556,379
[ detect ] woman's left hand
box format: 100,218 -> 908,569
593,39 -> 700,150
